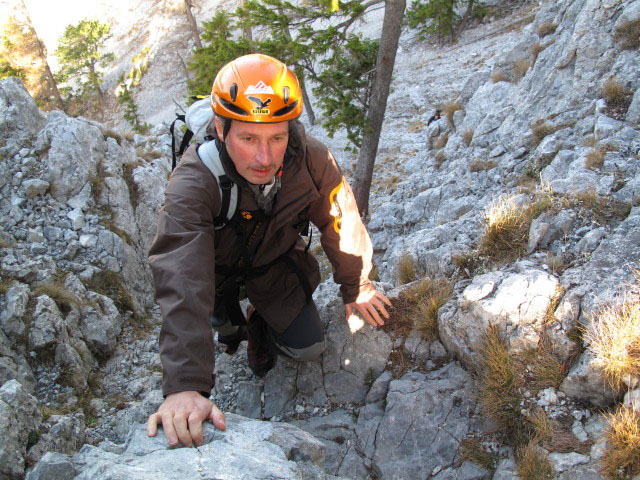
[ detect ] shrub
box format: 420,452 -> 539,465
537,22 -> 557,38
462,128 -> 474,146
491,70 -> 509,83
602,405 -> 640,479
396,253 -> 417,285
513,59 -> 530,82
583,293 -> 640,389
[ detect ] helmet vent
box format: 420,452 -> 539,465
283,86 -> 290,104
219,97 -> 249,116
273,100 -> 298,117
230,84 -> 238,102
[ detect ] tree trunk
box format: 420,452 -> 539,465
238,0 -> 253,41
300,80 -> 316,126
20,0 -> 65,110
352,0 -> 405,216
184,0 -> 203,49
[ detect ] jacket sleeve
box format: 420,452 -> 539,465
305,138 -> 375,304
148,146 -> 220,396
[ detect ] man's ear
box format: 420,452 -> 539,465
214,117 -> 224,141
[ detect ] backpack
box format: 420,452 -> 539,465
170,95 -> 238,229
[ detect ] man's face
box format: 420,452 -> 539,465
215,118 -> 289,185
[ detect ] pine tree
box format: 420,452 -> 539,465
187,12 -> 252,98
1,3 -> 65,111
55,19 -> 115,101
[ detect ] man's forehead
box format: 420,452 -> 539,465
231,120 -> 289,135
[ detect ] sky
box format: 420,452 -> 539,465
1,0 -> 126,55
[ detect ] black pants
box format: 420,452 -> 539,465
212,300 -> 326,361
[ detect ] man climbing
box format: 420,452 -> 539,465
146,54 -> 391,448
427,109 -> 441,126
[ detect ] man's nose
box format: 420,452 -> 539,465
255,141 -> 271,166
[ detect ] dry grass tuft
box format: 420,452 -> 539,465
103,129 -> 123,144
0,237 -> 15,249
434,150 -> 446,169
434,132 -> 449,150
614,19 -> 640,49
469,159 -> 498,172
491,70 -> 510,83
583,135 -> 596,147
602,405 -> 640,479
136,148 -> 163,162
583,293 -> 640,389
460,437 -> 496,471
385,278 -> 452,341
603,77 -> 632,111
462,128 -> 474,146
478,194 -> 533,261
478,325 -> 531,444
35,283 -> 82,314
396,253 -> 417,285
513,59 -> 530,81
537,22 -> 557,38
530,42 -> 544,66
442,100 -> 463,129
516,440 -> 555,480
84,270 -> 134,313
585,148 -> 606,170
531,121 -> 556,146
413,279 -> 452,340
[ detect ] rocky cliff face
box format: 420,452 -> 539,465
1,0 -> 639,479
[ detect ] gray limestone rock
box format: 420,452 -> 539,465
0,281 -> 30,341
561,350 -> 618,407
439,268 -> 560,369
62,415 -> 333,480
0,78 -> 46,158
26,413 -> 86,467
372,364 -> 478,480
0,380 -> 42,480
25,452 -> 77,480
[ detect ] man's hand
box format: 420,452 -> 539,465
146,391 -> 226,447
345,289 -> 392,327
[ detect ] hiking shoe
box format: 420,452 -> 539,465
217,325 -> 247,355
245,306 -> 276,377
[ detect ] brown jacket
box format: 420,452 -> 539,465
149,122 -> 374,395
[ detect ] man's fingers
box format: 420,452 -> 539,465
161,412 -> 179,446
146,412 -> 160,437
344,304 -> 353,322
173,413 -> 193,447
188,412 -> 204,446
209,404 -> 227,431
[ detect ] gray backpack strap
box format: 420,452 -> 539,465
197,141 -> 238,229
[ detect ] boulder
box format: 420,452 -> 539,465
0,380 -> 42,480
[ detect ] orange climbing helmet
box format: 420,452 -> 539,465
211,54 -> 304,123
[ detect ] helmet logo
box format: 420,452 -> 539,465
245,81 -> 274,95
248,96 -> 271,115
241,210 -> 253,220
